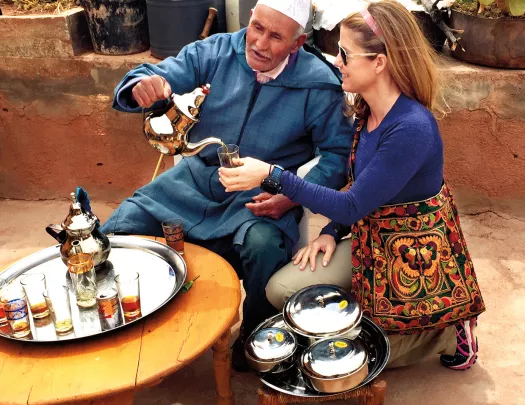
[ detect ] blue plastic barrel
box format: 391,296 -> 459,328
147,0 -> 226,58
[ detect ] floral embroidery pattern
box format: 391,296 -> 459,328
348,123 -> 485,334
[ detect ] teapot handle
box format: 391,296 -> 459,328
46,224 -> 67,244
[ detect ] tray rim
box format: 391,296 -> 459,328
259,315 -> 391,398
0,235 -> 187,344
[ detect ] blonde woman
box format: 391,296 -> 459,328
219,0 -> 485,370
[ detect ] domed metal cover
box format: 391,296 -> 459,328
283,284 -> 362,338
245,327 -> 297,361
301,338 -> 368,379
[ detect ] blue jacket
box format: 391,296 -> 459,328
101,28 -> 353,247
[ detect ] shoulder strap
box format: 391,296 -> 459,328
348,118 -> 365,183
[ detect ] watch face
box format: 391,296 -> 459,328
261,165 -> 283,195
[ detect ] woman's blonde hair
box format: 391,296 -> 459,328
342,0 -> 444,119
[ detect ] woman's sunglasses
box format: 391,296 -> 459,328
338,41 -> 379,65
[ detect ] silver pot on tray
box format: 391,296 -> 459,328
283,284 -> 362,347
244,327 -> 298,374
299,337 -> 369,393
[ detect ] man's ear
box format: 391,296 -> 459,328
291,33 -> 307,53
250,8 -> 253,18
375,54 -> 388,74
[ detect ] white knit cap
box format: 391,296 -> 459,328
256,0 -> 311,28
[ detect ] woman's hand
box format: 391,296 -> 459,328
218,157 -> 271,192
293,234 -> 337,271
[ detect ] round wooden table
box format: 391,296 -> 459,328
0,238 -> 241,405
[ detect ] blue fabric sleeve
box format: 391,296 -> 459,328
302,94 -> 353,191
280,118 -> 436,226
112,37 -> 220,113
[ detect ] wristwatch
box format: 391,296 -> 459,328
260,165 -> 284,195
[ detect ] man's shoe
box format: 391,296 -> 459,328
440,318 -> 478,370
231,335 -> 250,372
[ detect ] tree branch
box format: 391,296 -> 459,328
419,0 -> 465,51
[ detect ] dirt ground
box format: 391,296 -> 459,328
0,192 -> 524,404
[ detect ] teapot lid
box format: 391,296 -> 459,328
300,338 -> 368,379
245,327 -> 296,361
173,84 -> 211,121
62,193 -> 97,232
283,284 -> 362,338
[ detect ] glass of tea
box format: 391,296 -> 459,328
1,284 -> 31,338
0,279 -> 7,326
43,286 -> 74,335
67,253 -> 97,309
115,272 -> 141,322
20,273 -> 50,319
162,218 -> 184,255
217,144 -> 240,168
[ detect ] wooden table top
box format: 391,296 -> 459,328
0,237 -> 241,405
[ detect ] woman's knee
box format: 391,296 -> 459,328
265,275 -> 288,310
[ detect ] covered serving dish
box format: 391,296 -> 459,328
300,337 -> 369,393
283,284 -> 362,347
245,327 -> 298,373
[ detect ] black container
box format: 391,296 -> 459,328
81,0 -> 150,55
413,10 -> 448,52
147,0 -> 226,59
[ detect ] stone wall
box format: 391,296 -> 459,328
0,15 -> 524,203
438,60 -> 525,200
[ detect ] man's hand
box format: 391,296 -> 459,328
245,193 -> 298,220
132,75 -> 171,108
292,234 -> 337,271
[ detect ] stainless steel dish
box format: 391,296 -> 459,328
259,316 -> 390,397
300,337 -> 368,394
245,327 -> 298,373
283,284 -> 362,346
0,236 -> 187,342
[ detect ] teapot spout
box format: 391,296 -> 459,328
182,137 -> 223,157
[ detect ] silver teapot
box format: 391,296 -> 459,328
46,192 -> 111,271
142,84 -> 223,156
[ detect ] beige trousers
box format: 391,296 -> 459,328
266,239 -> 457,368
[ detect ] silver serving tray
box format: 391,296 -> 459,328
257,316 -> 390,397
0,236 -> 187,342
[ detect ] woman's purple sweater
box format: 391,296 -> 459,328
280,93 -> 444,241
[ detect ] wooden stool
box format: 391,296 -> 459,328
257,379 -> 386,405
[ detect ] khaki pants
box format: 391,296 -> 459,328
266,239 -> 457,368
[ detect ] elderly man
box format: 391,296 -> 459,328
101,0 -> 352,370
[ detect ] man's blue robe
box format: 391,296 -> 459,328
101,28 -> 352,248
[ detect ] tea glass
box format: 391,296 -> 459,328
115,272 -> 141,322
0,284 -> 31,338
43,286 -> 74,335
217,144 -> 240,168
20,273 -> 50,319
162,218 -> 184,255
67,253 -> 97,308
0,279 -> 7,325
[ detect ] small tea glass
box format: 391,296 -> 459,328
67,253 -> 97,309
43,286 -> 74,335
20,273 -> 50,319
0,279 -> 7,325
217,144 -> 240,168
115,272 -> 142,322
162,218 -> 184,255
1,284 -> 31,338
